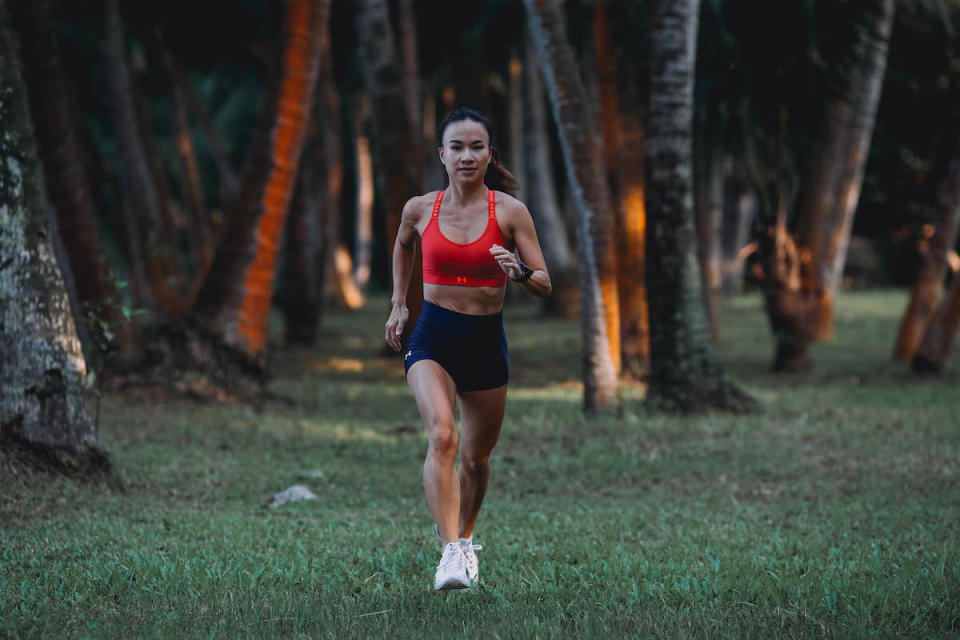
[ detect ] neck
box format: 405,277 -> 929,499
444,180 -> 488,207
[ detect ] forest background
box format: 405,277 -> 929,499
1,0 -> 958,637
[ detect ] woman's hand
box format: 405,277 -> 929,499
385,304 -> 409,351
489,244 -> 522,280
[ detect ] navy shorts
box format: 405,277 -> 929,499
404,301 -> 509,392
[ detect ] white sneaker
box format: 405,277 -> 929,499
434,542 -> 470,591
459,538 -> 483,583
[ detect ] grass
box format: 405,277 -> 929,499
1,290 -> 958,639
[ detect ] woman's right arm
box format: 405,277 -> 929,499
385,197 -> 422,351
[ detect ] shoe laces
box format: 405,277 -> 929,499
460,540 -> 483,556
438,543 -> 466,573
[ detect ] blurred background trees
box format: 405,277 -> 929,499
3,0 -> 960,453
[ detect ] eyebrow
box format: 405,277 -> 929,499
448,139 -> 487,144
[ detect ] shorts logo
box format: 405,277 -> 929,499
405,351 -> 412,360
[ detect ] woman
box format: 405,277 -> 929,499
385,109 -> 551,590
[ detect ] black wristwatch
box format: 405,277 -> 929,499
511,260 -> 535,283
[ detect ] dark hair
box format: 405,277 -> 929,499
436,108 -> 519,197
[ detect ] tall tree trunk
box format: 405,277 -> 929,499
895,132 -> 960,362
508,53 -> 525,202
277,162 -> 323,344
593,0 -> 650,377
396,0 -> 420,137
644,0 -> 754,413
791,0 -> 896,339
0,0 -> 107,472
104,0 -> 184,318
522,34 -> 577,317
524,0 -> 619,412
694,147 -> 724,342
180,70 -> 239,202
152,30 -> 212,280
12,0 -> 132,357
352,96 -> 375,294
721,166 -> 756,294
191,0 -> 327,357
356,0 -> 424,339
912,272 -> 960,375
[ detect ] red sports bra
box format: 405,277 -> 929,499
422,190 -> 507,287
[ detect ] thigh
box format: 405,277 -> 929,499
457,385 -> 508,459
407,359 -> 458,434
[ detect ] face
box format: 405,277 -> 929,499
438,119 -> 492,184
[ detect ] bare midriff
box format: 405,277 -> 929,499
424,283 -> 506,316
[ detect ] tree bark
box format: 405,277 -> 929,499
352,96 -> 375,294
0,0 -> 107,472
356,0 -> 424,340
524,0 -> 619,412
104,0 -> 184,317
912,272 -> 960,375
644,0 -> 754,413
895,132 -> 960,362
522,33 -> 577,317
791,0 -> 896,339
12,0 -> 132,358
593,0 -> 650,378
694,147 -> 724,343
191,0 -> 327,356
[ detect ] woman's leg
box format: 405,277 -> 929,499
456,384 -> 507,539
407,360 -> 460,544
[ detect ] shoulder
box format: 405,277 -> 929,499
401,191 -> 441,224
493,190 -> 533,228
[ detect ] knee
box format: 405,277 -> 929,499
427,417 -> 458,459
459,450 -> 490,473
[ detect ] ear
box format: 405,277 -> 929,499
438,146 -> 445,163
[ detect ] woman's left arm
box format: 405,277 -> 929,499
489,201 -> 552,298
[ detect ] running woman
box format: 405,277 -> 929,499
385,109 -> 551,590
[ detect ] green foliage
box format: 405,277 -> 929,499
2,292 -> 958,638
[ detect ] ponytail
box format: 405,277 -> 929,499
486,147 -> 519,197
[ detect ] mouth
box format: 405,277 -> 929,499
458,167 -> 477,172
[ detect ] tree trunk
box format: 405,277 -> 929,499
522,33 -> 577,318
352,96 -> 375,294
104,0 -> 184,318
508,53 -> 525,202
180,69 -> 239,202
0,0 -> 107,472
277,162 -> 323,344
356,0 -> 424,340
12,0 -> 132,358
524,0 -> 619,412
593,0 -> 650,378
721,166 -> 756,294
191,0 -> 327,357
895,131 -> 960,361
694,147 -> 724,343
644,0 -> 754,413
396,0 -> 420,137
912,272 -> 960,375
791,0 -> 896,339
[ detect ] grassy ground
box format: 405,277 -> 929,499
2,290 -> 958,639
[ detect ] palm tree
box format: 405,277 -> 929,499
644,0 -> 754,413
12,0 -> 131,358
767,0 -> 895,370
356,0 -> 424,340
191,0 -> 328,356
524,0 -> 619,412
0,0 -> 106,471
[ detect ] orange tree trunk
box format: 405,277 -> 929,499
525,0 -> 619,412
644,0 -> 754,413
593,0 -> 649,378
894,131 -> 960,361
191,0 -> 327,356
13,0 -> 131,357
913,271 -> 960,375
356,0 -> 424,339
